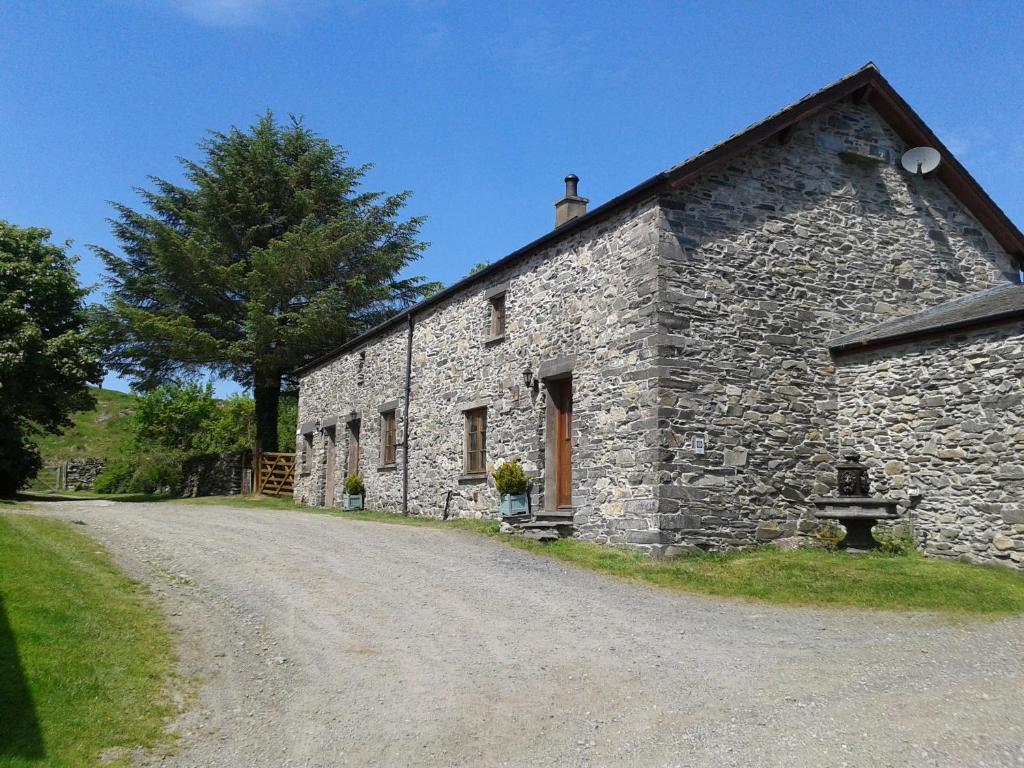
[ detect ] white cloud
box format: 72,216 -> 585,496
166,0 -> 325,27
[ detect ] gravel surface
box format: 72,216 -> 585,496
18,501 -> 1024,767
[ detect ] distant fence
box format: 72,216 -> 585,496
255,452 -> 296,497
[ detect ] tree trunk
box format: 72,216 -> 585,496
254,376 -> 281,453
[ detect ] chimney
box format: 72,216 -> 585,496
554,174 -> 588,228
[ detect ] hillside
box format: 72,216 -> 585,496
34,387 -> 137,464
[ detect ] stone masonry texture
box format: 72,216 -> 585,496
836,322 -> 1024,566
297,98 -> 1020,565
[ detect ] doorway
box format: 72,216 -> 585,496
549,377 -> 573,509
324,426 -> 337,507
346,419 -> 361,477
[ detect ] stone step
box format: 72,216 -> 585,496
520,528 -> 560,542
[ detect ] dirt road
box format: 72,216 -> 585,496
23,501 -> 1024,767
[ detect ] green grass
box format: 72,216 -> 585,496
32,387 -> 137,465
0,514 -> 177,767
205,498 -> 1024,617
17,492 -> 1024,616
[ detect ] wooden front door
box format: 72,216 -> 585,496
347,419 -> 360,476
324,427 -> 337,506
553,378 -> 573,508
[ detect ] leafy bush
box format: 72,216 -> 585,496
813,522 -> 846,551
492,460 -> 528,496
131,383 -> 219,454
873,523 -> 916,556
94,450 -> 184,495
277,393 -> 299,453
198,395 -> 255,455
344,473 -> 364,496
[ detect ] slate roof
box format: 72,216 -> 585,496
295,63 -> 1024,377
828,283 -> 1024,353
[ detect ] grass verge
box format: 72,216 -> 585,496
0,514 -> 176,766
17,493 -> 1024,616
239,498 -> 1024,617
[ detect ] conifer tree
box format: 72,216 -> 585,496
95,113 -> 438,451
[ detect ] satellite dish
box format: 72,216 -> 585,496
901,146 -> 941,175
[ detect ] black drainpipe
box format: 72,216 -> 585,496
401,313 -> 414,515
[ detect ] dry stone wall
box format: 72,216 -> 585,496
650,101 -> 1014,552
835,323 -> 1024,567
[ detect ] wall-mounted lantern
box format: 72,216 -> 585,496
522,365 -> 537,392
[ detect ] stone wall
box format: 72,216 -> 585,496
650,100 -> 1014,552
835,322 -> 1024,567
64,458 -> 105,490
296,98 -> 1017,557
296,199 -> 663,541
181,453 -> 246,498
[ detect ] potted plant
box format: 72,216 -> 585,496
342,473 -> 364,510
493,460 -> 529,517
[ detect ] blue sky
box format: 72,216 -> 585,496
2,1 -> 1021,396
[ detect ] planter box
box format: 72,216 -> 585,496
341,493 -> 364,510
499,493 -> 529,517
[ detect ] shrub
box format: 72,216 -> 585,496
813,522 -> 846,551
873,523 -> 916,556
93,451 -> 184,495
492,460 -> 528,496
344,473 -> 364,496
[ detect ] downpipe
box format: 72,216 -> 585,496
401,313 -> 414,516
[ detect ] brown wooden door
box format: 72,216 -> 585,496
324,427 -> 337,506
347,419 -> 360,476
554,378 -> 573,508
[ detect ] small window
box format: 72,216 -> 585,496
357,351 -> 366,386
464,408 -> 487,475
489,294 -> 506,339
380,410 -> 397,466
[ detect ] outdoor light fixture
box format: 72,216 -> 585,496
522,365 -> 536,391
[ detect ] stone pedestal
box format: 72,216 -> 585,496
811,497 -> 899,552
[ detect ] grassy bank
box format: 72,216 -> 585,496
16,493 -> 1024,616
279,501 -> 1024,616
0,514 -> 176,767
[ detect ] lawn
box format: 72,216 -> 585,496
174,495 -> 1024,616
0,514 -> 176,767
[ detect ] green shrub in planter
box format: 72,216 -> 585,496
342,473 -> 364,510
493,461 -> 529,516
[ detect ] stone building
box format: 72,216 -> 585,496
294,64 -> 1024,566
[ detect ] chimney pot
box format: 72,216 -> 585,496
554,173 -> 589,228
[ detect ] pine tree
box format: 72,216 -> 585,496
95,113 -> 438,451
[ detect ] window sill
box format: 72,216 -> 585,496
458,473 -> 487,484
484,334 -> 505,346
377,464 -> 397,472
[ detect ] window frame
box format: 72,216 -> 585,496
489,293 -> 506,339
463,407 -> 487,476
380,409 -> 397,467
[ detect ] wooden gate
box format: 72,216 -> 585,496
255,452 -> 296,496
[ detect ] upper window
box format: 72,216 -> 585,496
380,410 -> 397,466
489,294 -> 506,339
464,408 -> 487,475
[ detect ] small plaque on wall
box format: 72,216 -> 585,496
692,436 -> 706,455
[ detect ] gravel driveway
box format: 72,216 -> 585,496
19,501 -> 1024,767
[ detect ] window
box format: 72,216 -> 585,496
489,294 -> 506,339
380,410 -> 397,466
357,351 -> 366,386
464,408 -> 487,475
